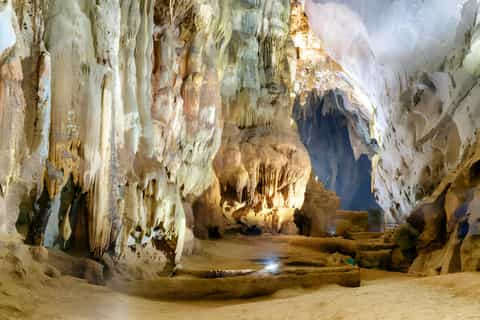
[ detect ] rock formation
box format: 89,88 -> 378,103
197,0 -> 312,235
404,134 -> 480,274
305,0 -> 480,223
303,0 -> 480,271
295,174 -> 340,237
1,0 -> 480,277
1,0 -> 233,264
0,0 -> 313,266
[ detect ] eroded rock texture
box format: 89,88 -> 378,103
305,0 -> 480,224
2,0 -> 215,264
3,0 -> 479,277
288,1 -> 379,214
303,0 -> 480,271
194,0 -> 311,235
0,0 -> 229,263
213,123 -> 310,234
405,136 -> 480,274
0,0 -> 312,264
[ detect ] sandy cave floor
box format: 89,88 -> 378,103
1,237 -> 480,320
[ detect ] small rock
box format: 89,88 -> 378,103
44,265 -> 61,278
14,262 -> 27,280
30,246 -> 49,263
101,254 -> 115,271
279,221 -> 299,235
101,254 -> 116,280
391,248 -> 409,272
356,249 -> 392,269
327,252 -> 349,266
83,259 -> 105,286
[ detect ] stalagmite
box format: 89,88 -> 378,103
0,0 -> 230,262
0,0 -> 478,294
2,1 -> 480,319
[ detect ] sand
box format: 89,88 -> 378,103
2,269 -> 479,320
1,237 -> 480,320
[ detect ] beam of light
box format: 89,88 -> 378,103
263,260 -> 280,274
327,226 -> 336,236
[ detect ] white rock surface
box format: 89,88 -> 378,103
0,2 -> 16,56
306,0 -> 480,222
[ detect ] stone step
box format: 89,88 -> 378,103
356,249 -> 393,269
111,266 -> 361,300
356,240 -> 396,251
347,232 -> 385,240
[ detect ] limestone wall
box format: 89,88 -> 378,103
0,0 -> 311,262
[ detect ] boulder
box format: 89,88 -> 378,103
279,221 -> 299,235
356,249 -> 392,269
297,174 -> 340,236
392,223 -> 419,262
460,235 -> 480,271
335,210 -> 369,236
391,248 -> 410,272
83,259 -> 105,286
29,246 -> 49,263
407,199 -> 446,251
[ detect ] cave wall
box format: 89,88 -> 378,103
302,0 -> 480,271
0,0 -> 313,262
371,2 -> 480,223
400,137 -> 480,274
6,0 -> 479,275
304,0 -> 480,224
1,0 -> 233,262
194,0 -> 312,235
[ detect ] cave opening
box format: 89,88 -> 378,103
1,0 -> 480,318
294,90 -> 380,212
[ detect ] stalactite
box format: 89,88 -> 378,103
0,5 -> 26,234
0,0 -> 315,265
88,73 -> 115,257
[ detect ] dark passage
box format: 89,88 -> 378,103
294,90 -> 379,211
